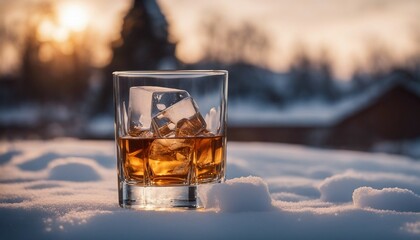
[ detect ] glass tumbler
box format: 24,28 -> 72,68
113,70 -> 228,209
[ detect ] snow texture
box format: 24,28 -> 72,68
353,187 -> 420,212
203,176 -> 274,212
0,140 -> 419,239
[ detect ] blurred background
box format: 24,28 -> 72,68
1,0 -> 419,158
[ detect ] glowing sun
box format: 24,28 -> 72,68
57,2 -> 90,32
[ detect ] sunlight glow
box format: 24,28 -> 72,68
35,2 -> 92,60
57,3 -> 90,32
37,19 -> 69,43
37,20 -> 54,42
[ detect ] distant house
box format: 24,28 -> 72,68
325,73 -> 420,150
228,71 -> 420,152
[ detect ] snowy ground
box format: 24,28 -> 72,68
0,139 -> 419,239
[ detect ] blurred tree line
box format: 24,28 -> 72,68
196,14 -> 420,106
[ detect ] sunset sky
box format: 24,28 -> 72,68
0,0 -> 419,79
158,0 -> 420,79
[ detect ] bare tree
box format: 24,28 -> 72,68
200,14 -> 271,66
365,36 -> 395,78
289,44 -> 315,100
288,44 -> 338,101
315,48 -> 338,101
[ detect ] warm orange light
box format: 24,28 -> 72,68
36,2 -> 91,43
35,2 -> 91,61
37,19 -> 55,42
37,19 -> 69,43
57,3 -> 90,32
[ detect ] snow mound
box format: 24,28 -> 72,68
353,187 -> 420,212
48,158 -> 102,182
203,176 -> 274,212
402,221 -> 420,235
318,171 -> 420,203
19,152 -> 61,171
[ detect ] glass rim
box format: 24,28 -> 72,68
113,70 -> 227,77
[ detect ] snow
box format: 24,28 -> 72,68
319,171 -> 420,203
0,139 -> 419,239
353,187 -> 420,212
203,176 -> 274,212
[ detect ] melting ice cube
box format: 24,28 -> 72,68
148,138 -> 194,185
128,86 -> 190,136
152,97 -> 206,137
128,86 -> 206,137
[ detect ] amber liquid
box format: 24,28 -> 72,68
118,135 -> 226,186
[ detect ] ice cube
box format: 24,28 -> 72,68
152,97 -> 207,137
176,113 -> 207,137
204,107 -> 220,134
127,128 -> 154,138
148,138 -> 194,185
128,86 -> 190,136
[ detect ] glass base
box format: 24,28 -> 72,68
119,182 -> 202,209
